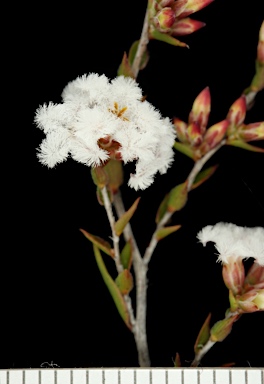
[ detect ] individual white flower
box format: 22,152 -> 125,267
197,222 -> 264,266
35,73 -> 176,190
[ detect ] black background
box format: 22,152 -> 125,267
3,0 -> 264,369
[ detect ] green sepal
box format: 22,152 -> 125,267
191,165 -> 219,190
174,352 -> 181,367
228,290 -> 239,312
174,142 -> 195,160
120,240 -> 133,270
79,229 -> 114,258
194,313 -> 211,354
150,28 -> 188,48
91,166 -> 108,189
167,181 -> 188,213
155,225 -> 181,241
114,197 -> 141,236
250,60 -> 264,92
117,52 -> 135,78
115,269 -> 134,295
227,139 -> 264,153
155,193 -> 170,224
128,40 -> 149,70
104,159 -> 124,194
210,315 -> 239,342
93,245 -> 132,330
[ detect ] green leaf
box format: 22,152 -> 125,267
128,40 -> 149,70
150,29 -> 188,48
210,315 -> 239,342
155,225 -> 181,241
191,165 -> 219,190
155,193 -> 170,224
194,313 -> 211,354
91,166 -> 108,189
174,352 -> 181,367
174,141 -> 195,160
227,140 -> 264,153
80,229 -> 114,258
167,181 -> 188,213
115,269 -> 134,295
114,197 -> 141,236
93,245 -> 132,330
120,240 -> 133,270
117,52 -> 135,78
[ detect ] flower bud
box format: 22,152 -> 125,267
172,18 -> 205,36
189,87 -> 211,134
244,263 -> 264,291
237,289 -> 264,313
154,8 -> 176,30
238,122 -> 264,142
222,256 -> 245,296
187,122 -> 203,147
200,119 -> 228,155
173,117 -> 189,143
226,96 -> 246,127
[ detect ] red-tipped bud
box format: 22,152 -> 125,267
174,0 -> 214,19
200,119 -> 229,154
239,122 -> 264,142
244,263 -> 264,291
189,87 -> 211,134
187,122 -> 203,147
257,21 -> 264,64
173,117 -> 189,143
237,289 -> 264,313
154,8 -> 176,30
226,96 -> 246,127
222,257 -> 245,296
172,17 -> 205,36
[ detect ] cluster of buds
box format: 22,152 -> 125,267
174,88 -> 264,160
226,95 -> 264,150
148,0 -> 214,47
225,261 -> 264,315
173,87 -> 229,160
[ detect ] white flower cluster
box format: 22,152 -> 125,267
197,222 -> 264,266
35,73 -> 176,190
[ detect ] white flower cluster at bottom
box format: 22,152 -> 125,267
34,73 -> 176,190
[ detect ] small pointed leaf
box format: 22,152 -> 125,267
167,181 -> 188,213
117,52 -> 135,78
156,193 -> 170,224
227,139 -> 264,153
93,245 -> 132,329
174,141 -> 196,159
114,197 -> 140,236
120,240 -> 133,270
150,29 -> 188,47
156,225 -> 181,241
191,165 -> 219,190
115,269 -> 134,295
174,352 -> 181,367
80,229 -> 114,258
194,313 -> 211,354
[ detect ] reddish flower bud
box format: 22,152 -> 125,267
155,8 -> 176,30
173,117 -> 189,143
200,119 -> 228,154
226,95 -> 246,127
172,17 -> 205,36
187,122 -> 203,147
239,122 -> 264,142
257,21 -> 264,64
174,0 -> 214,19
222,256 -> 245,296
244,263 -> 264,291
189,87 -> 211,134
237,289 -> 264,313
